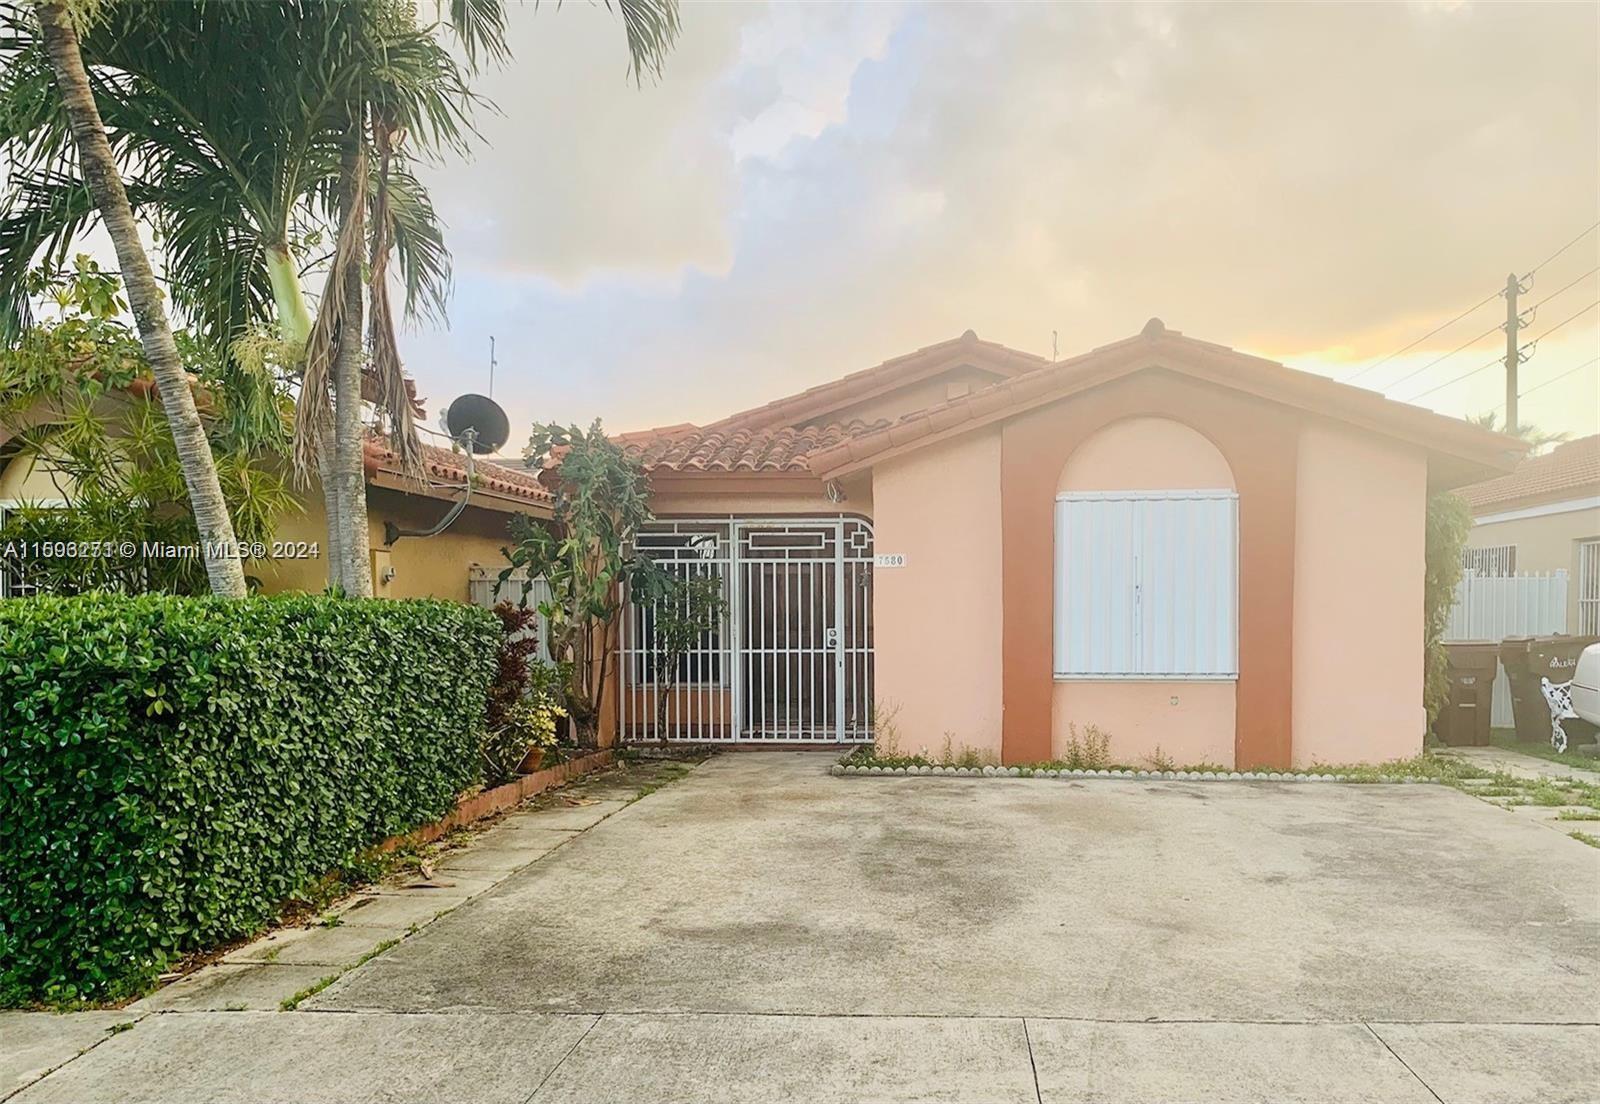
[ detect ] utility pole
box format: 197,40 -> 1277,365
1504,272 -> 1520,431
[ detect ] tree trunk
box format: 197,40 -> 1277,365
331,140 -> 372,597
36,0 -> 247,598
263,244 -> 314,349
317,427 -> 344,590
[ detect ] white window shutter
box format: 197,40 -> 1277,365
1054,491 -> 1237,679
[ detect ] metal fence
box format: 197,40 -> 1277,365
1444,570 -> 1568,726
1581,540 -> 1600,635
617,517 -> 874,744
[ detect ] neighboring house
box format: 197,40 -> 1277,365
610,320 -> 1523,769
0,434 -> 551,602
1456,434 -> 1600,634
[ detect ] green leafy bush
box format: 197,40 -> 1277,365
482,662 -> 567,787
1424,492 -> 1472,723
0,593 -> 497,1006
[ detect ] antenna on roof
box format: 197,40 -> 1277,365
488,335 -> 497,399
1052,330 -> 1059,362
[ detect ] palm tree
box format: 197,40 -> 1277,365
2,0 -> 470,591
1466,411 -> 1569,454
29,0 -> 247,596
4,0 -> 682,595
295,0 -> 682,595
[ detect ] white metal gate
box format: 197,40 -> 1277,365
618,516 -> 874,743
1580,540 -> 1600,635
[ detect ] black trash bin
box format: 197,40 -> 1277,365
1520,634 -> 1600,746
1433,641 -> 1499,747
1499,636 -> 1545,743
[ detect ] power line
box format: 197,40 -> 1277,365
1521,220 -> 1600,280
1402,352 -> 1507,403
1402,299 -> 1599,403
1342,290 -> 1499,383
1344,221 -> 1599,384
1380,319 -> 1506,393
1520,265 -> 1599,322
1523,298 -> 1599,350
1518,357 -> 1599,400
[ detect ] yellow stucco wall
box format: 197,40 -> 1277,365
1467,503 -> 1599,630
871,428 -> 1004,760
0,455 -> 69,502
1291,421 -> 1429,767
255,484 -> 528,602
2,451 -> 532,602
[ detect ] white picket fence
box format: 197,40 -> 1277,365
1444,570 -> 1568,726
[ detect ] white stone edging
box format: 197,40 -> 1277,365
828,763 -> 1431,784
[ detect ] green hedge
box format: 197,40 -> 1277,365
0,594 -> 498,1005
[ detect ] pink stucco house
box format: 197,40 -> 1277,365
608,320 -> 1523,769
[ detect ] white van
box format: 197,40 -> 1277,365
1572,643 -> 1600,730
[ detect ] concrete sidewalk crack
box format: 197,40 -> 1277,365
1021,1018 -> 1044,1104
0,1013 -> 149,1104
521,1013 -> 603,1104
1363,1022 -> 1445,1104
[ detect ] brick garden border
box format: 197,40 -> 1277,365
830,762 -> 1437,784
380,749 -> 615,851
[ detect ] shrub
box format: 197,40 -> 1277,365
486,601 -> 541,734
0,593 -> 498,1006
1424,492 -> 1472,724
1058,723 -> 1112,770
482,662 -> 567,787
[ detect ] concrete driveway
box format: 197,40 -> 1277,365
8,752 -> 1599,1103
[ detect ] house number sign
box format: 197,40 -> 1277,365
875,553 -> 908,568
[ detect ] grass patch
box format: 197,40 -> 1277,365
837,747 -> 1600,811
355,938 -> 400,968
840,748 -> 1496,784
1556,809 -> 1600,821
107,1020 -> 135,1035
1489,729 -> 1600,770
624,759 -> 701,805
1568,831 -> 1600,849
278,975 -> 339,1012
1526,782 -> 1581,807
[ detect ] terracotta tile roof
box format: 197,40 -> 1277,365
617,419 -> 888,473
700,329 -> 1047,433
1455,434 -> 1600,511
363,438 -> 552,504
804,319 -> 1527,489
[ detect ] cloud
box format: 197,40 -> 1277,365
401,0 -> 1599,442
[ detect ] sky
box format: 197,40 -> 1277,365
394,2 -> 1595,445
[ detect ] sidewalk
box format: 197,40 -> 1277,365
1,758 -> 694,1100
1443,744 -> 1600,784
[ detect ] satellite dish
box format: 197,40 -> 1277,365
444,393 -> 509,454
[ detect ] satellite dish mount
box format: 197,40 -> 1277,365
384,393 -> 511,545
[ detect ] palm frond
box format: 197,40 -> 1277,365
441,0 -> 510,70
0,167 -> 96,340
295,141 -> 367,483
605,0 -> 681,84
378,158 -> 451,324
365,120 -> 424,479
